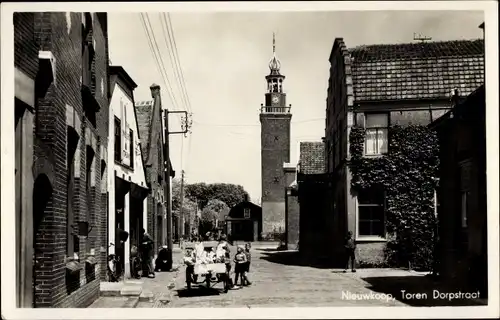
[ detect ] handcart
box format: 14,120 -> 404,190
184,241 -> 231,293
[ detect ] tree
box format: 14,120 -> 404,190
185,182 -> 250,209
199,199 -> 229,235
171,178 -> 183,212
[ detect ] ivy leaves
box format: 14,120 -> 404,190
348,125 -> 439,271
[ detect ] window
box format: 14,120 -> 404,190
357,189 -> 385,237
365,113 -> 389,156
86,146 -> 95,218
114,117 -> 121,162
434,189 -> 440,218
129,129 -> 134,169
244,208 -> 251,219
67,127 -> 80,259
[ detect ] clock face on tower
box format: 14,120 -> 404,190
272,95 -> 280,104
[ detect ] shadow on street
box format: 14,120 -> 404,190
258,250 -> 333,269
176,286 -> 223,298
255,248 -> 280,252
361,276 -> 487,307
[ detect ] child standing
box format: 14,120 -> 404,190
233,245 -> 247,287
242,243 -> 252,286
344,231 -> 356,273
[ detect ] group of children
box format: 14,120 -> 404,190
183,236 -> 253,290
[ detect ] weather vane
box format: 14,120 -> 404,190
273,32 -> 276,54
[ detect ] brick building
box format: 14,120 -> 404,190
260,35 -> 292,238
430,85 -> 487,297
15,12 -> 110,307
108,66 -> 149,279
283,162 -> 299,249
295,142 -> 329,262
135,85 -> 175,256
324,38 -> 484,265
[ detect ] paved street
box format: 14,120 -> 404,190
93,243 -> 487,308
152,245 -> 405,308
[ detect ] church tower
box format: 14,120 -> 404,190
260,33 -> 292,237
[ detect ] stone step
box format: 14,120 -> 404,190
139,289 -> 154,302
89,296 -> 139,308
120,284 -> 143,297
100,282 -> 123,297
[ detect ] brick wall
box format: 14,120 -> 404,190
260,114 -> 291,235
14,13 -> 39,78
138,92 -> 167,254
285,194 -> 299,248
356,242 -> 386,267
31,12 -> 109,308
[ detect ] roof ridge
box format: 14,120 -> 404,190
349,38 -> 483,51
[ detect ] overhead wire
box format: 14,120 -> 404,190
140,13 -> 180,116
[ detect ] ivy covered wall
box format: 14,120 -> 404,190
348,125 -> 440,270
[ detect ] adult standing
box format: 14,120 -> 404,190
140,228 -> 155,278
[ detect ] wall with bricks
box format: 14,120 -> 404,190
31,12 -> 109,308
14,13 -> 39,79
260,114 -> 291,235
135,87 -> 168,255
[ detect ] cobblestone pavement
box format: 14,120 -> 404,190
135,249 -> 185,308
92,245 -> 487,308
164,246 -> 406,308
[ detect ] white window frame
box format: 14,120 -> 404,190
364,113 -> 389,156
434,189 -> 438,218
355,189 -> 387,241
243,208 -> 251,219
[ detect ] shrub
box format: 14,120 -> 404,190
349,125 -> 439,271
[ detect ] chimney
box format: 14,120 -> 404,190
150,83 -> 161,98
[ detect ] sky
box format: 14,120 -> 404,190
107,10 -> 484,202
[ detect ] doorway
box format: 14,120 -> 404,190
157,213 -> 163,249
33,174 -> 53,307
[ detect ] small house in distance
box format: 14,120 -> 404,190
226,201 -> 263,242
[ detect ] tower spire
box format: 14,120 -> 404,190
268,32 -> 281,75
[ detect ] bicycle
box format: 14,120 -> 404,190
130,245 -> 143,279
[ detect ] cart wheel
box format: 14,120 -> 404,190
186,274 -> 191,290
206,274 -> 211,288
223,276 -> 229,293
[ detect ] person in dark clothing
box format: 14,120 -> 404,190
344,231 -> 356,273
155,245 -> 170,272
140,228 -> 155,278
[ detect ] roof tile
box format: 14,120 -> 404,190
134,100 -> 154,157
348,39 -> 484,102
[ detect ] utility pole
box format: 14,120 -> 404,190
162,109 -> 192,270
179,170 -> 185,239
